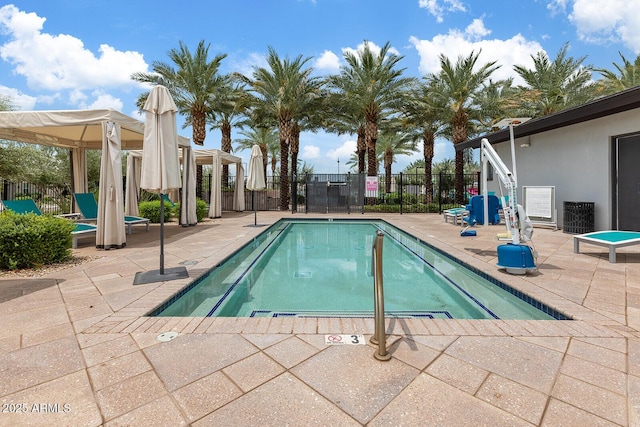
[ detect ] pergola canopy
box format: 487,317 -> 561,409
0,109 -> 189,149
0,108 -> 191,249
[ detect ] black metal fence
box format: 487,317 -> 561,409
213,172 -> 480,214
1,172 -> 480,215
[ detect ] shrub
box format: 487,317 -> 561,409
196,198 -> 208,221
0,211 -> 74,270
138,200 -> 174,223
172,198 -> 209,222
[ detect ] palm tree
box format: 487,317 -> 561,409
326,41 -> 414,177
239,47 -> 322,210
132,40 -> 227,146
513,43 -> 598,117
235,126 -> 278,179
596,52 -> 640,94
344,152 -> 360,172
322,91 -> 367,173
428,50 -> 500,204
376,132 -> 418,193
208,78 -> 250,187
401,80 -> 446,202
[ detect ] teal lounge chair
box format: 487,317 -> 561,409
73,192 -> 149,235
1,198 -> 97,249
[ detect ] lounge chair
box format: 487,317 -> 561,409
73,192 -> 150,235
574,230 -> 640,263
1,198 -> 97,249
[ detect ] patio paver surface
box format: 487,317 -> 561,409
1,211 -> 639,426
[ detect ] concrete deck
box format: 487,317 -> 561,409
1,211 -> 639,426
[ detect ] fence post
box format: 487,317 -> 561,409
291,173 -> 297,213
399,172 -> 403,215
438,172 -> 442,214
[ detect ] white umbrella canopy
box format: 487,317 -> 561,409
246,145 -> 266,225
247,145 -> 266,190
140,85 -> 182,194
134,85 -> 187,284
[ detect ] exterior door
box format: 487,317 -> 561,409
617,134 -> 640,231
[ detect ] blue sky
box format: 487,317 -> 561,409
1,0 -> 639,173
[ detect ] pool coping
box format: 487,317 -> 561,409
79,215 -> 632,340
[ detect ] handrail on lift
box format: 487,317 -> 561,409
370,230 -> 391,361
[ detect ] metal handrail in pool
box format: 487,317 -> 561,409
370,230 -> 390,361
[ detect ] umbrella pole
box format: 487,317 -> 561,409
253,190 -> 257,226
160,193 -> 165,274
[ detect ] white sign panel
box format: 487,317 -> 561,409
365,176 -> 378,198
525,186 -> 552,218
324,334 -> 366,345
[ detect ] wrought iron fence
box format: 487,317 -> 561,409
1,172 -> 480,216
210,172 -> 479,214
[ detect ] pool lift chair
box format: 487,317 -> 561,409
480,135 -> 537,275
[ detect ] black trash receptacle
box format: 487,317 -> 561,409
563,201 -> 595,234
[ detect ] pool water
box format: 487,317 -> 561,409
153,219 -> 563,320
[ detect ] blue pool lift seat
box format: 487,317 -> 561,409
463,195 -> 501,226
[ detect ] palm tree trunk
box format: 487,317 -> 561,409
357,126 -> 366,174
221,121 -> 232,188
191,107 -> 206,199
452,111 -> 467,205
290,123 -> 300,178
423,131 -> 434,203
278,119 -> 291,210
191,107 -> 206,146
261,145 -> 269,186
385,153 -> 392,194
454,150 -> 465,204
365,119 -> 378,177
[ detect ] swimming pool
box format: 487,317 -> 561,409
152,219 -> 566,320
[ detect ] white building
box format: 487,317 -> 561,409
458,87 -> 640,232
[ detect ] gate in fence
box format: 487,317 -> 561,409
305,173 -> 366,213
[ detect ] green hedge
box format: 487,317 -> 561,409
142,198 -> 209,223
174,199 -> 209,222
0,211 -> 74,270
138,200 -> 174,223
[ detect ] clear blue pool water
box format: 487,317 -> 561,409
152,219 -> 565,320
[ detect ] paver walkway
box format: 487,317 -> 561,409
1,212 -> 639,426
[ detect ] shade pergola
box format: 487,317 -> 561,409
0,109 -> 190,248
192,149 -> 244,218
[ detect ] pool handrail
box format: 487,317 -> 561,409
370,230 -> 390,361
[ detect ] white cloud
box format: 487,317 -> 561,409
410,18 -> 544,85
0,5 -> 147,110
342,41 -> 400,60
314,50 -> 341,72
227,51 -> 268,77
566,0 -> 640,52
547,0 -> 569,15
302,145 -> 320,159
84,92 -> 123,110
0,5 -> 148,91
418,0 -> 466,23
326,139 -> 357,160
0,84 -> 37,109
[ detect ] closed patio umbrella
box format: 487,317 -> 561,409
134,85 -> 188,285
246,144 -> 266,226
97,122 -> 126,249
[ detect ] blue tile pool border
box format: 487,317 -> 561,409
147,218 -> 570,320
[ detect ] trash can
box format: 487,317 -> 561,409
563,201 -> 595,234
